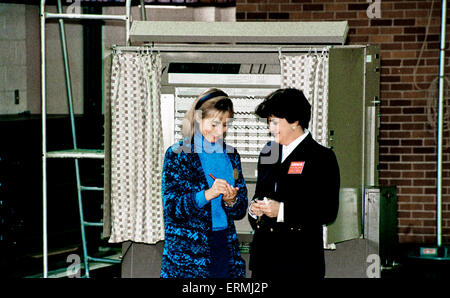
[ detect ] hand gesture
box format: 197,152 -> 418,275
223,185 -> 239,206
205,179 -> 233,201
252,198 -> 280,218
250,200 -> 264,217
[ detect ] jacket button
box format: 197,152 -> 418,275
290,227 -> 294,231
298,228 -> 301,231
270,228 -> 273,232
256,225 -> 260,229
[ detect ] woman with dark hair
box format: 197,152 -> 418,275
248,88 -> 340,279
161,88 -> 248,278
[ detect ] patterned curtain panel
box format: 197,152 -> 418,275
279,51 -> 329,147
103,52 -> 165,244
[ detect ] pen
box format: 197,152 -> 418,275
208,173 -> 216,180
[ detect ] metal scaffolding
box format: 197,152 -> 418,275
39,0 -> 141,279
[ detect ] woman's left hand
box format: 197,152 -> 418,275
222,184 -> 239,206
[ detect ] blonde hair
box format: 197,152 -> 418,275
182,88 -> 234,138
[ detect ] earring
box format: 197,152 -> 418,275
292,126 -> 297,130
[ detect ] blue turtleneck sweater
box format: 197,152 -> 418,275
193,130 -> 234,231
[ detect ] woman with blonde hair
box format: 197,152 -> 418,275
161,88 -> 248,278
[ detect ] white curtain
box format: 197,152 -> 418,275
279,51 -> 329,147
103,52 -> 165,244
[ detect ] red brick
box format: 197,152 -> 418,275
411,196 -> 435,203
259,4 -> 281,12
303,4 -> 323,11
289,12 -> 312,19
412,211 -> 435,219
402,171 -> 425,179
399,219 -> 423,226
312,12 -> 334,19
390,147 -> 412,154
405,10 -> 429,18
398,211 -> 412,219
325,4 -> 346,11
382,11 -> 404,19
402,155 -> 424,162
370,35 -> 393,43
246,12 -> 268,19
394,3 -> 417,10
398,203 -> 423,211
399,188 -> 424,195
390,163 -> 412,170
237,4 -> 258,12
413,179 -> 436,186
394,19 -> 416,26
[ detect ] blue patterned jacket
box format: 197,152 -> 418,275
160,139 -> 248,278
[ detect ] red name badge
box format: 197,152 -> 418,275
288,161 -> 305,174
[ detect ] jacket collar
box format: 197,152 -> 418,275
280,133 -> 314,164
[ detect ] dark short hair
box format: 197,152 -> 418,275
255,88 -> 311,129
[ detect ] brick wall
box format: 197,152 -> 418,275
236,0 -> 450,244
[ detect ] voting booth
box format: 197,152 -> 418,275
106,21 -> 384,277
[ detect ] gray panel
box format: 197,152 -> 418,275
327,188 -> 362,244
121,241 -> 163,278
130,21 -> 349,45
327,47 -> 367,244
328,47 -> 365,190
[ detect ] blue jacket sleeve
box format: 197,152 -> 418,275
223,151 -> 248,221
161,146 -> 209,221
195,190 -> 209,208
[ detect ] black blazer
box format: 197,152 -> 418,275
248,133 -> 340,278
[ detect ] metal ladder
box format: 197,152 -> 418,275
39,0 -> 145,278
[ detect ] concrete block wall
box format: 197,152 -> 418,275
0,3 -> 83,115
0,3 -> 27,114
236,0 -> 450,245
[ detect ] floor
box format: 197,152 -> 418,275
6,239 -> 450,279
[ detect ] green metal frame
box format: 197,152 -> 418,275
40,0 -> 145,278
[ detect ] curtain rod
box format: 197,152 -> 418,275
111,44 -> 337,54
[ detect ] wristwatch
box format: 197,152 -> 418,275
224,198 -> 237,207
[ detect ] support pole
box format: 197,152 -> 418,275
436,0 -> 447,248
39,0 -> 48,279
56,0 -> 90,278
140,0 -> 147,21
126,0 -> 132,45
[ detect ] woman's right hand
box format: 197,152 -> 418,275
205,179 -> 232,201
